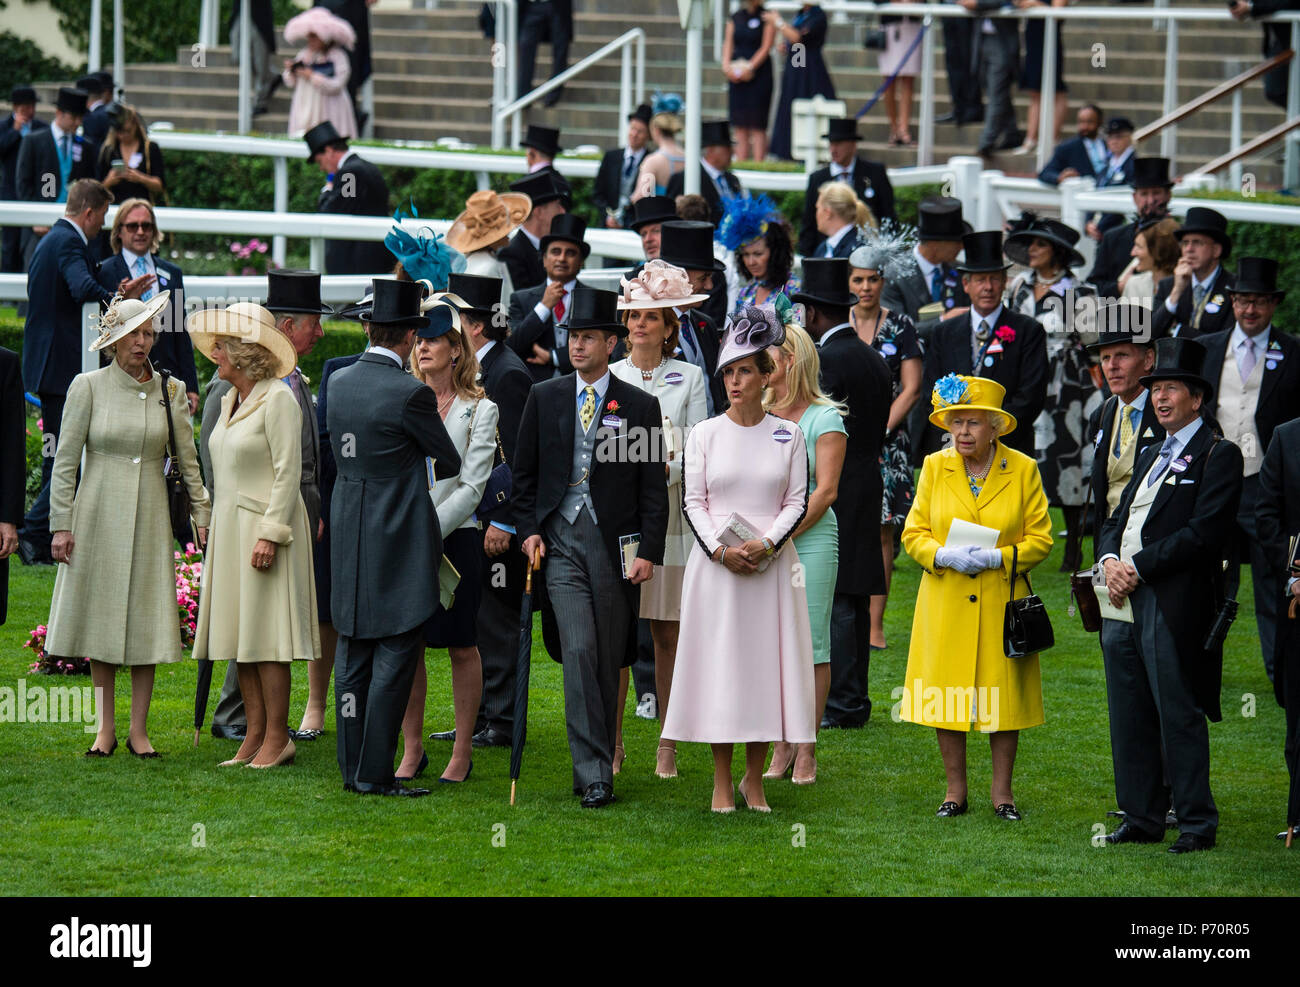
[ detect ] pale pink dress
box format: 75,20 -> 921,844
662,412 -> 817,744
283,46 -> 357,138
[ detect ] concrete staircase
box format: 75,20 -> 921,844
84,1 -> 1296,185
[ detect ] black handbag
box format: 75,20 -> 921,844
469,401 -> 512,518
862,23 -> 887,50
158,369 -> 195,549
1004,545 -> 1055,658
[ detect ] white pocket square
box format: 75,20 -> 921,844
1178,479 -> 1195,485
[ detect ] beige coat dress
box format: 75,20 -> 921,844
45,361 -> 211,665
193,378 -> 320,663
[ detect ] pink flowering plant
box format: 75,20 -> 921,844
228,238 -> 272,276
26,546 -> 204,674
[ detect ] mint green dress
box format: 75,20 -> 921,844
793,403 -> 845,664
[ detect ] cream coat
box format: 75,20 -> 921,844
433,393 -> 499,534
900,442 -> 1053,732
193,378 -> 320,663
45,361 -> 211,665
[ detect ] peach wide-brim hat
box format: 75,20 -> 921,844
445,190 -> 532,255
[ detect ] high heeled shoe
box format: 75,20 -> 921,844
655,744 -> 678,779
613,743 -> 626,775
736,776 -> 771,813
218,748 -> 259,767
247,740 -> 295,769
126,739 -> 161,759
438,759 -> 473,784
84,738 -> 117,758
396,751 -> 429,781
792,755 -> 817,786
763,743 -> 796,780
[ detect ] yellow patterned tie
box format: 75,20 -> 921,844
1119,404 -> 1135,452
579,385 -> 596,432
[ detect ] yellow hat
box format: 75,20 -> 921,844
928,373 -> 1017,436
185,302 -> 297,379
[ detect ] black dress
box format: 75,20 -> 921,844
859,309 -> 922,524
95,141 -> 166,204
729,6 -> 775,131
423,527 -> 484,649
770,6 -> 835,160
1019,19 -> 1068,94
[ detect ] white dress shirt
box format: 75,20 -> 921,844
369,345 -> 405,369
1165,265 -> 1222,315
969,304 -> 1005,367
817,322 -> 853,347
821,223 -> 853,257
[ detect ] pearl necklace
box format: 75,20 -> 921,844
634,354 -> 666,381
964,447 -> 995,496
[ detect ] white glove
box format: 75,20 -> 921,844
935,546 -> 981,575
966,547 -> 1004,571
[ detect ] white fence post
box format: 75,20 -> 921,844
918,14 -> 936,168
977,170 -> 1004,230
273,156 -> 288,267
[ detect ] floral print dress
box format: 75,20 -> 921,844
857,308 -> 922,524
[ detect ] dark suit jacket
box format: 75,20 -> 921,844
1151,267 -> 1236,339
96,252 -> 197,394
317,152 -> 392,275
921,309 -> 1048,458
1087,392 -> 1164,547
1198,325 -> 1300,458
1037,135 -> 1104,186
498,229 -> 545,292
0,347 -> 25,625
797,156 -> 896,256
21,218 -> 115,395
316,352 -> 363,528
15,127 -> 97,202
1256,417 -> 1300,705
1086,218 -> 1140,299
592,147 -> 644,227
665,165 -> 742,226
1091,154 -> 1137,236
1098,424 -> 1244,721
513,373 -> 669,603
678,307 -> 724,413
0,116 -> 48,197
326,352 -> 460,638
82,105 -> 112,146
818,326 -> 891,595
477,340 -> 533,529
507,280 -> 571,382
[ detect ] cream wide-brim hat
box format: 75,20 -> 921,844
616,259 -> 709,311
186,302 -> 298,379
88,290 -> 171,352
445,191 -> 532,255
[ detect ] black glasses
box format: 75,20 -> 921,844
123,222 -> 154,232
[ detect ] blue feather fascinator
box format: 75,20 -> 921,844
384,203 -> 466,291
716,194 -> 782,252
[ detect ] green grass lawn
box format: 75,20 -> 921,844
0,515 -> 1292,896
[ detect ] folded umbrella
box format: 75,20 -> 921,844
510,550 -> 540,805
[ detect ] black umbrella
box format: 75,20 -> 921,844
510,550 -> 540,805
194,658 -> 214,746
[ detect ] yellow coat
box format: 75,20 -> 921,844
899,442 -> 1053,732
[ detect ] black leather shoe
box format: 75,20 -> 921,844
343,782 -> 359,793
1168,832 -> 1215,854
935,800 -> 968,817
996,128 -> 1026,151
820,715 -> 867,730
395,751 -> 429,781
1165,809 -> 1179,830
289,727 -> 322,741
994,803 -> 1022,821
361,781 -> 430,797
542,88 -> 563,108
85,738 -> 118,757
581,782 -> 615,808
471,726 -> 511,748
428,728 -> 457,742
211,724 -> 246,741
126,739 -> 161,759
1104,821 -> 1163,845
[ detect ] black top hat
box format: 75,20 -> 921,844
76,75 -> 105,95
957,231 -> 1011,274
416,305 -> 457,340
821,117 -> 861,142
629,103 -> 653,126
521,124 -> 562,157
1105,116 -> 1135,135
540,213 -> 590,259
1139,337 -> 1214,396
700,120 -> 733,147
1226,256 -> 1284,299
10,86 -> 36,105
917,196 -> 971,242
303,121 -> 345,160
791,258 -> 858,309
509,171 -> 569,209
1174,206 -> 1231,258
265,269 -> 333,315
1004,215 -> 1085,270
365,278 -> 427,328
629,195 -> 678,231
93,71 -> 114,90
659,220 -> 724,272
55,87 -> 88,116
1085,301 -> 1156,351
567,284 -> 626,336
447,272 -> 502,318
1130,157 -> 1174,189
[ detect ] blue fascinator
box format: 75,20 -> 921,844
716,194 -> 781,252
385,202 -> 467,291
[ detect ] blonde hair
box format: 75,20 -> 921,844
651,111 -> 681,137
222,337 -> 280,381
764,324 -> 848,416
110,197 -> 163,254
817,181 -> 877,230
411,328 -> 485,402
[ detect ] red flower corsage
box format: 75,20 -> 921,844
994,325 -> 1016,342
606,400 -> 620,413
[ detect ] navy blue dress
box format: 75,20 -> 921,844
729,5 -> 775,131
771,6 -> 836,160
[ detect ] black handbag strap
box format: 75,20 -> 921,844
1009,544 -> 1032,600
159,369 -> 181,474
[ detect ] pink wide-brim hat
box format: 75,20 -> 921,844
616,259 -> 709,311
284,6 -> 357,49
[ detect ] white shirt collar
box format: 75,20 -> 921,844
625,146 -> 645,161
521,227 -> 541,250
475,339 -> 497,360
528,159 -> 551,174
63,216 -> 89,244
1107,146 -> 1134,172
51,120 -> 70,142
1193,266 -> 1220,291
830,159 -> 854,178
701,158 -> 723,182
912,246 -> 938,283
970,304 -> 1004,334
1121,389 -> 1149,412
1164,415 -> 1204,458
121,247 -> 153,271
1230,323 -> 1270,350
824,223 -> 853,251
818,322 -> 853,346
576,369 -> 612,401
369,345 -> 405,369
